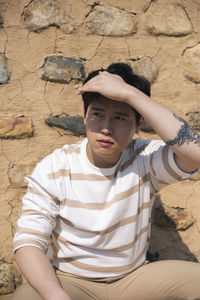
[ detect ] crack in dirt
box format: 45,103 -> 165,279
86,36 -> 104,61
143,0 -> 156,12
125,37 -> 131,59
54,27 -> 58,54
180,0 -> 195,33
196,84 -> 200,111
1,143 -> 12,163
185,181 -> 196,208
43,81 -> 53,116
2,26 -> 8,54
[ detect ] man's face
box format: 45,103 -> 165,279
84,96 -> 137,168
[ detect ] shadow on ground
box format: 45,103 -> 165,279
148,195 -> 198,262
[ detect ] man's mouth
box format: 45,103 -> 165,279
97,139 -> 114,148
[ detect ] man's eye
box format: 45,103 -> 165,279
94,112 -> 102,117
116,116 -> 125,121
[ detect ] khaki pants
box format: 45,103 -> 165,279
11,260 -> 200,300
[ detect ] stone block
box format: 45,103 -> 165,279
0,117 -> 33,139
22,0 -> 74,33
0,55 -> 9,84
146,2 -> 192,36
8,162 -> 36,187
42,56 -> 86,83
122,57 -> 158,84
0,262 -> 22,295
129,57 -> 158,84
45,115 -> 86,135
154,203 -> 194,231
183,44 -> 200,83
86,5 -> 137,36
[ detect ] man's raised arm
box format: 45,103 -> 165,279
78,71 -> 200,173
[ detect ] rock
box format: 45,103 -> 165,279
186,111 -> 200,131
146,2 -> 192,36
22,0 -> 74,33
86,5 -> 137,36
154,204 -> 194,231
45,115 -> 86,135
183,44 -> 200,83
0,55 -> 9,84
0,262 -> 22,295
42,56 -> 86,83
0,117 -> 33,139
129,57 -> 158,84
8,162 -> 36,187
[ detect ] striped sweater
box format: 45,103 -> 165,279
13,138 -> 192,278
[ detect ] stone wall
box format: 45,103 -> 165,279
0,0 -> 200,295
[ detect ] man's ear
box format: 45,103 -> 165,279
136,117 -> 144,133
83,105 -> 86,125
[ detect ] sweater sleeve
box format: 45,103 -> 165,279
13,153 -> 61,253
144,140 -> 199,192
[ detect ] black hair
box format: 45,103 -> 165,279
82,62 -> 151,125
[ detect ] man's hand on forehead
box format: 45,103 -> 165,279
77,71 -> 131,103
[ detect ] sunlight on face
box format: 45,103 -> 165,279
84,96 -> 137,168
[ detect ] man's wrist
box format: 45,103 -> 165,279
124,83 -> 150,110
122,84 -> 138,106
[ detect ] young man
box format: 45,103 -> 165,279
12,63 -> 200,300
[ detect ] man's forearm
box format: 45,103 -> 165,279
125,86 -> 200,172
15,246 -> 71,300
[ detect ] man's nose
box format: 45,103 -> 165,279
100,119 -> 113,135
